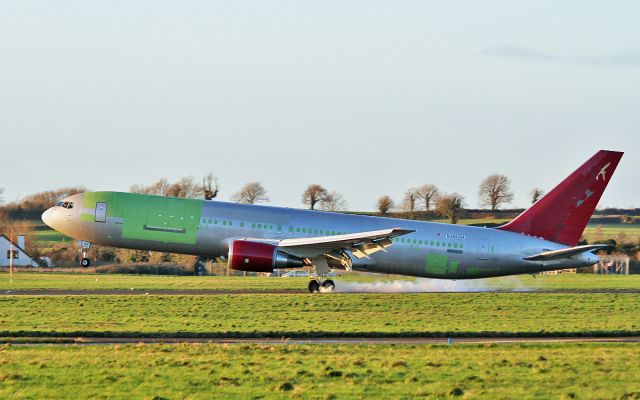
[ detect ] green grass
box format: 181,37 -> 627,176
2,273 -> 640,292
0,273 -> 306,291
1,343 -> 639,399
32,228 -> 72,244
583,223 -> 640,243
1,292 -> 639,338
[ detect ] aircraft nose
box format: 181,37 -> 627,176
41,208 -> 55,228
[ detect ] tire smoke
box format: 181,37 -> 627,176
334,276 -> 535,293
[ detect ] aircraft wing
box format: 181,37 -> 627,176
277,228 -> 414,260
523,244 -> 609,261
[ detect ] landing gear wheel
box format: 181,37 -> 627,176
321,279 -> 335,292
80,258 -> 91,268
308,280 -> 320,293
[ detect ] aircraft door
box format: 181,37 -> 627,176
477,239 -> 489,260
95,202 -> 108,223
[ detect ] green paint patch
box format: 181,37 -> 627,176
83,192 -> 203,245
468,267 -> 480,275
448,260 -> 459,274
426,254 -> 448,275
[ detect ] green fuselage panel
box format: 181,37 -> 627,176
83,192 -> 202,245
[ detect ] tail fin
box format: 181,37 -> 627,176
498,150 -> 623,246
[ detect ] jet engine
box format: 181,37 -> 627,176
228,240 -> 305,272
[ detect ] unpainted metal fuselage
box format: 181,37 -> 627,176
41,191 -> 598,278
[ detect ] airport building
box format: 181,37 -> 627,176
0,234 -> 39,267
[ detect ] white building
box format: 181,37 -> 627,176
0,234 -> 39,267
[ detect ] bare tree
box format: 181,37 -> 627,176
166,176 -> 202,198
0,187 -> 4,203
130,179 -> 170,196
401,188 -> 418,216
202,173 -> 220,200
478,174 -> 514,210
231,182 -> 269,204
376,195 -> 394,216
415,184 -> 439,211
529,187 -> 545,204
302,184 -> 328,210
320,191 -> 348,211
436,192 -> 465,224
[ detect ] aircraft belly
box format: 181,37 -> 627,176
367,247 -> 538,279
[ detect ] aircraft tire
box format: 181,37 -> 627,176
308,280 -> 320,293
81,258 -> 91,268
321,279 -> 335,292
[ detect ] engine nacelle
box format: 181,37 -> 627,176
228,240 -> 305,272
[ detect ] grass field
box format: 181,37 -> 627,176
1,343 -> 639,399
1,291 -> 639,338
583,223 -> 640,243
2,273 -> 640,292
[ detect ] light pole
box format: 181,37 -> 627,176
9,234 -> 13,284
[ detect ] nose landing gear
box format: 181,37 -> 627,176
78,241 -> 91,268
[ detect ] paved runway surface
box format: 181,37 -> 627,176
2,336 -> 640,345
2,288 -> 640,295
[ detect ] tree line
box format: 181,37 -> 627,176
0,173 -> 544,223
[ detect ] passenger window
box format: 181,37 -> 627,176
62,202 -> 69,208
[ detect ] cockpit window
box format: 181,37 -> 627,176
67,202 -> 74,209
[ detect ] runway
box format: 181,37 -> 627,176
2,288 -> 640,295
2,336 -> 640,345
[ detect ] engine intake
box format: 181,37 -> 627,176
228,240 -> 305,272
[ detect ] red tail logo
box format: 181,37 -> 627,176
498,150 -> 623,246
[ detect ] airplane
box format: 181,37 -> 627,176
42,150 -> 623,293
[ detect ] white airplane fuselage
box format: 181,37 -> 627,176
42,192 -> 598,279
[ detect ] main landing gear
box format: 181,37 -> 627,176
78,240 -> 91,268
308,278 -> 335,293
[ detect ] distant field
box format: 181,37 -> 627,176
1,291 -> 639,338
32,229 -> 72,244
583,223 -> 640,243
1,343 -> 639,399
2,273 -> 640,292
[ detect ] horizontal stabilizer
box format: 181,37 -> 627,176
523,244 -> 609,261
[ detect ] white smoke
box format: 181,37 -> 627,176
334,276 -> 536,293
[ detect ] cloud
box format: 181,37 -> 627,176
479,45 -> 558,62
576,51 -> 640,68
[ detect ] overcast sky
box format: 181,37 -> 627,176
1,1 -> 638,210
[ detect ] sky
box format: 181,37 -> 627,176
1,1 -> 638,210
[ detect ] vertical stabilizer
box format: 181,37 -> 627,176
498,150 -> 623,246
